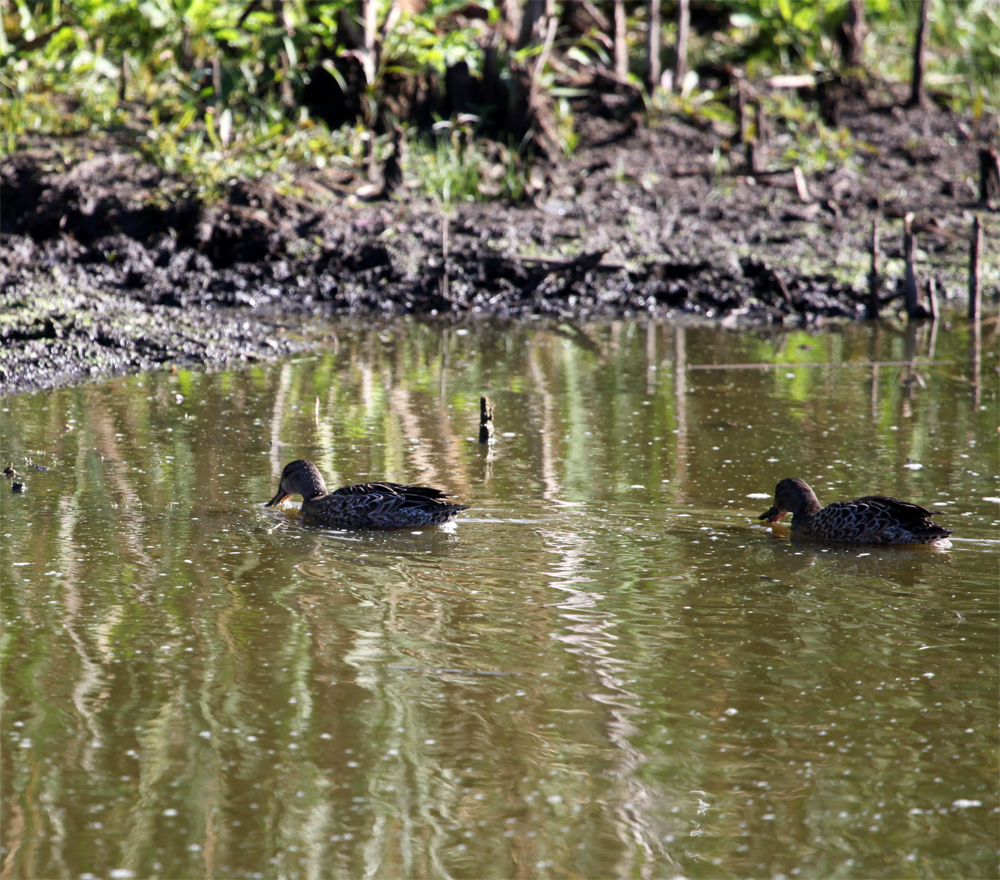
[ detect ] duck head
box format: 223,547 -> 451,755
759,477 -> 822,522
266,460 -> 329,506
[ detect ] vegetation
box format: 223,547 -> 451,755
1,0 -> 996,201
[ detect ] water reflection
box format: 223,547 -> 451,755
1,317 -> 997,879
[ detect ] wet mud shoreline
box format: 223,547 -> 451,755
2,88 -> 996,395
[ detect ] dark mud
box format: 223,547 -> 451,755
2,85 -> 996,395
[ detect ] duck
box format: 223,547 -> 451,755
758,477 -> 952,545
266,459 -> 469,528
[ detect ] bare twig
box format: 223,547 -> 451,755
363,0 -> 379,85
532,14 -> 558,83
767,74 -> 818,89
647,0 -> 661,92
580,0 -> 609,30
734,76 -> 750,143
507,253 -> 622,270
927,276 -> 939,321
614,0 -> 628,80
748,101 -> 768,174
674,0 -> 690,91
441,213 -> 450,301
793,166 -> 812,203
119,51 -> 128,104
770,267 -> 796,310
908,0 -> 929,108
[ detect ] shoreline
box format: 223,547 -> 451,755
2,93 -> 997,397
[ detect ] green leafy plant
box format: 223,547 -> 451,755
2,0 -> 994,194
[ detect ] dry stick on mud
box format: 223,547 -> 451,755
770,267 -> 796,312
968,216 -> 982,323
841,0 -> 866,70
793,166 -> 812,203
362,0 -> 379,85
119,51 -> 128,102
614,0 -> 628,80
533,12 -> 557,82
735,76 -> 749,144
756,101 -> 769,151
748,101 -> 768,174
908,0 -> 930,108
674,0 -> 690,91
980,148 -> 1000,210
867,217 -> 881,319
647,0 -> 660,91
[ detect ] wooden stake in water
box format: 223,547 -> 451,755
969,215 -> 982,323
441,214 -> 450,302
903,212 -> 920,317
479,396 -> 494,444
867,217 -> 880,319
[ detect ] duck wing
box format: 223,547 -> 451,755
816,496 -> 952,543
852,495 -> 939,521
324,482 -> 468,527
331,482 -> 455,502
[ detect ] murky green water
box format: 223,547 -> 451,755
2,318 -> 998,879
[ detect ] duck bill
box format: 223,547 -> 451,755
759,506 -> 786,523
266,489 -> 290,507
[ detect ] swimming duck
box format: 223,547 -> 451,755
266,459 -> 469,528
759,477 -> 952,545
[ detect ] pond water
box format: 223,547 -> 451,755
2,317 -> 997,880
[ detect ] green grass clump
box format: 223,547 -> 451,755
406,123 -> 525,206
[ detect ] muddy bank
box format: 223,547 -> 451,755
2,87 -> 996,395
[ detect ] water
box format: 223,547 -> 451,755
2,318 -> 997,879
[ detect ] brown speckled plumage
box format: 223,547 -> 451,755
759,477 -> 952,545
266,460 -> 469,528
